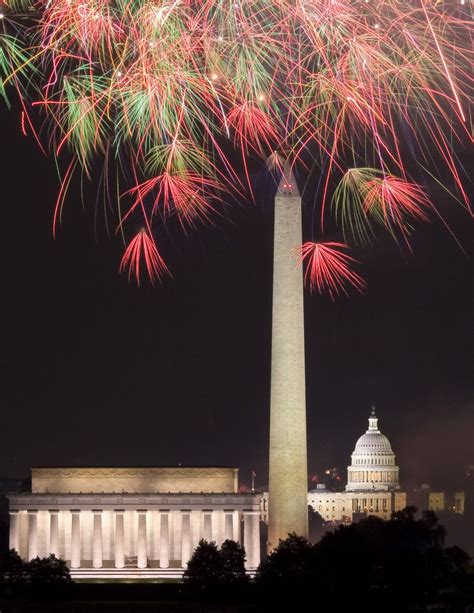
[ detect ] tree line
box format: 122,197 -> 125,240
1,507 -> 472,607
185,507 -> 472,606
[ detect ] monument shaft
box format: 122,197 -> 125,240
268,170 -> 308,550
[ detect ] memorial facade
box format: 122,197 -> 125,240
8,466 -> 261,579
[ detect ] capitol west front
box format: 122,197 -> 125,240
260,409 -> 407,524
308,409 -> 406,522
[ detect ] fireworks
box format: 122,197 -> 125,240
0,0 -> 471,292
295,241 -> 366,300
119,228 -> 170,286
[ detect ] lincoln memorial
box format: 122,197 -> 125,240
8,466 -> 261,579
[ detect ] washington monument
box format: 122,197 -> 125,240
268,165 -> 308,550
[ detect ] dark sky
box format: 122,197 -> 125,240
1,104 -> 472,491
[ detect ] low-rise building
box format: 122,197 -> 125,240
410,483 -> 465,514
8,466 -> 261,579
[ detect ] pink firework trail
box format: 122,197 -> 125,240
363,176 -> 431,227
295,242 -> 366,300
119,229 -> 169,286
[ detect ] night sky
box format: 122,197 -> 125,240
1,103 -> 472,491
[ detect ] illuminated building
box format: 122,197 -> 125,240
410,483 -> 465,514
261,408 -> 406,524
7,467 -> 261,579
308,408 -> 406,522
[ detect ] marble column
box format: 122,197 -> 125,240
159,512 -> 169,569
243,511 -> 260,569
71,511 -> 81,568
9,511 -> 19,553
49,510 -> 59,557
181,512 -> 191,567
137,511 -> 147,569
28,510 -> 38,560
224,512 -> 233,542
243,512 -> 252,567
92,511 -> 103,569
233,511 -> 240,543
114,510 -> 125,569
203,513 -> 212,541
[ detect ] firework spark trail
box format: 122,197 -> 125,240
0,0 -> 471,292
421,0 -> 466,123
294,241 -> 366,300
119,228 -> 170,285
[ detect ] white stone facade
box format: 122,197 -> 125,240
260,489 -> 406,524
346,408 -> 400,492
8,467 -> 261,579
308,409 -> 406,523
307,489 -> 407,522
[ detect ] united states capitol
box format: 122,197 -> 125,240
261,407 -> 407,525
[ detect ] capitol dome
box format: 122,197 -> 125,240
354,431 -> 393,454
346,408 -> 400,492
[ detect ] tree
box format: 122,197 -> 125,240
256,509 -> 472,607
422,510 -> 447,547
308,506 -> 326,544
220,540 -> 247,585
0,549 -> 28,584
27,555 -> 71,585
391,505 -> 418,522
183,540 -> 223,588
256,533 -> 318,590
184,539 -> 249,590
1,551 -> 71,585
445,546 -> 471,579
315,518 -> 382,595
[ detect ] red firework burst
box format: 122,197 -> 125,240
363,176 -> 431,230
119,229 -> 169,286
125,171 -> 221,229
295,242 -> 366,300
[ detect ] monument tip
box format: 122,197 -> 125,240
277,163 -> 300,198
